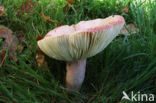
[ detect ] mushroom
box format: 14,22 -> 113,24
38,15 -> 125,90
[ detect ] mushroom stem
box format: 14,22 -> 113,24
66,59 -> 86,90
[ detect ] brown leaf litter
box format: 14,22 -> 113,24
122,6 -> 129,13
40,12 -> 55,24
17,0 -> 36,17
0,50 -> 6,68
63,0 -> 75,12
0,6 -> 5,16
40,12 -> 62,26
120,23 -> 139,35
0,26 -> 18,67
36,35 -> 48,69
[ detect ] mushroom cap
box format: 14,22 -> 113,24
38,15 -> 125,61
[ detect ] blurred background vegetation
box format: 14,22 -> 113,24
0,0 -> 156,103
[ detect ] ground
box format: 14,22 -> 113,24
0,0 -> 156,103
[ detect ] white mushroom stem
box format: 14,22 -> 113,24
66,59 -> 86,90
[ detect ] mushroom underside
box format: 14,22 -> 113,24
38,22 -> 123,61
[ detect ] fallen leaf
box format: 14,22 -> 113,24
0,26 -> 18,62
120,23 -> 139,35
36,47 -> 48,69
36,35 -> 43,41
17,0 -> 36,16
40,12 -> 62,26
12,100 -> 16,103
63,0 -> 75,12
67,0 -> 75,4
36,35 -> 48,69
15,32 -> 26,53
0,6 -> 5,16
56,22 -> 62,27
40,12 -> 54,24
18,44 -> 24,51
0,50 -> 6,68
18,37 -> 26,43
122,6 -> 129,13
16,31 -> 26,43
63,5 -> 69,12
36,47 -> 45,67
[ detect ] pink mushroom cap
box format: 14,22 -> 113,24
38,15 -> 125,61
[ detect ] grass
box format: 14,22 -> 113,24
0,0 -> 156,103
